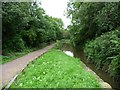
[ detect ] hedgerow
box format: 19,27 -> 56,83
84,29 -> 120,81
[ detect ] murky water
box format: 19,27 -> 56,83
62,44 -> 120,90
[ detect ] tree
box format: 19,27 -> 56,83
2,2 -> 64,54
66,2 -> 120,48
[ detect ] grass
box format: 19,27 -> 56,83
10,49 -> 100,88
1,43 -> 50,64
0,49 -> 32,64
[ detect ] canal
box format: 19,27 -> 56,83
62,43 -> 120,90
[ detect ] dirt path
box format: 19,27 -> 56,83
0,44 -> 54,88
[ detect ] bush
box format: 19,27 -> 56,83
3,35 -> 25,54
84,29 -> 120,80
54,39 -> 71,49
109,55 -> 120,80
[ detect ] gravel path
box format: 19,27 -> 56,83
0,44 -> 54,88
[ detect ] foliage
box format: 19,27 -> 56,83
95,3 -> 120,35
109,55 -> 120,80
84,29 -> 120,80
11,49 -> 100,88
67,2 -> 120,47
2,2 -> 64,55
1,42 -> 48,64
54,40 -> 63,49
54,39 -> 71,49
1,51 -> 29,64
62,30 -> 70,39
66,1 -> 120,83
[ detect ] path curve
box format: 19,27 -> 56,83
0,44 -> 54,88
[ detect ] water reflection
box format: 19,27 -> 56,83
62,44 -> 119,89
64,51 -> 73,57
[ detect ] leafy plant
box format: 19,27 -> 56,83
2,2 -> 64,61
84,29 -> 120,81
66,2 -> 120,47
10,49 -> 100,88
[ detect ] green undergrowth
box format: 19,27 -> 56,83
1,48 -> 36,64
1,43 -> 49,64
10,49 -> 100,88
55,39 -> 71,50
84,29 -> 120,81
0,50 -> 30,64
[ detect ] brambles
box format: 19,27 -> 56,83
84,30 -> 120,80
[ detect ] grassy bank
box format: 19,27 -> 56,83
10,49 -> 100,88
0,50 -> 31,64
1,43 -> 49,64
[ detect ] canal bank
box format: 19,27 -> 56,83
62,43 -> 120,90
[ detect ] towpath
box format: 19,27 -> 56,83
0,44 -> 54,88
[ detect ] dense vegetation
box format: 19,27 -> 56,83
11,49 -> 100,88
2,1 -> 120,88
2,2 -> 64,54
67,2 -> 120,47
2,2 -> 64,63
67,2 -> 120,83
84,30 -> 120,80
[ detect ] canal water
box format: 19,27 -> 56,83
62,43 -> 120,90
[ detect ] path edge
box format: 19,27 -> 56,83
3,45 -> 54,89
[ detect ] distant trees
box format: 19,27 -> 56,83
2,2 -> 64,54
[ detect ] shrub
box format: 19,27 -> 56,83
3,35 -> 25,54
109,55 -> 120,80
54,39 -> 71,49
84,29 -> 120,80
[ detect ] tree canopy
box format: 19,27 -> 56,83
67,2 -> 120,47
2,2 -> 64,54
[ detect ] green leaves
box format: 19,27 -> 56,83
109,55 -> 120,79
95,3 -> 120,35
2,2 -> 64,54
66,1 -> 120,84
84,29 -> 120,80
11,49 -> 100,88
67,2 -> 120,47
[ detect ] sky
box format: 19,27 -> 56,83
39,0 -> 71,29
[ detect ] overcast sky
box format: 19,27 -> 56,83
39,0 -> 71,28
